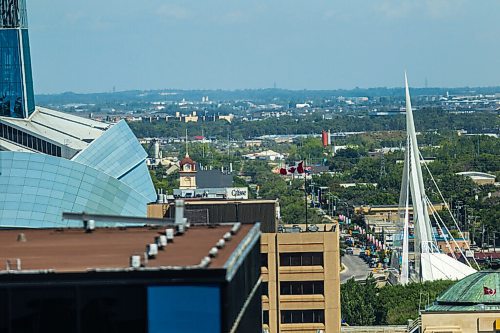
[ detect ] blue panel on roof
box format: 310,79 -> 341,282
148,285 -> 221,333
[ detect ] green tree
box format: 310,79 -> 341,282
341,275 -> 378,325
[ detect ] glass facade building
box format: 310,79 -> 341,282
0,121 -> 156,228
0,0 -> 35,119
0,151 -> 153,228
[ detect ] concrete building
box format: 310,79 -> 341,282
244,140 -> 263,148
152,199 -> 279,233
456,172 -> 496,186
243,150 -> 286,161
420,271 -> 500,333
261,226 -> 341,333
149,199 -> 342,333
0,220 -> 262,333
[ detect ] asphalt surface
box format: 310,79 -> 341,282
340,254 -> 373,283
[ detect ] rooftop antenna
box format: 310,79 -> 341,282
185,128 -> 189,158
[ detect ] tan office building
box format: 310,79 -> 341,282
261,226 -> 341,333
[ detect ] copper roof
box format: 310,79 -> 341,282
0,224 -> 252,273
179,156 -> 195,167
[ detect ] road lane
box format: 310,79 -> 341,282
340,254 -> 373,283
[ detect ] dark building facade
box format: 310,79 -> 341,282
164,199 -> 279,233
0,224 -> 262,333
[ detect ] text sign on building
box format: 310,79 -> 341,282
225,187 -> 249,200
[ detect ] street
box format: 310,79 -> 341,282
340,253 -> 373,283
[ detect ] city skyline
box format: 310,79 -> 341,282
27,0 -> 500,94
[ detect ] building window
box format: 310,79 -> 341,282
263,310 -> 269,325
280,281 -> 324,295
279,252 -> 323,266
261,253 -> 268,268
0,122 -> 62,157
261,282 -> 268,297
281,310 -> 324,324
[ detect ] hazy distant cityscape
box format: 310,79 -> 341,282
1,1 -> 499,333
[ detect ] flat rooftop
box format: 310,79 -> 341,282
0,224 -> 253,273
183,199 -> 277,205
0,107 -> 109,151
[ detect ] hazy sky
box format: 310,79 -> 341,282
27,0 -> 500,93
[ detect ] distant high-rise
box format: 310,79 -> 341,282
0,0 -> 35,118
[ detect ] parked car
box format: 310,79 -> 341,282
307,224 -> 319,232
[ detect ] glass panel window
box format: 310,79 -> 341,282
280,281 -> 324,295
279,252 -> 324,267
302,254 -> 312,266
261,253 -> 268,268
261,282 -> 268,296
0,28 -> 34,118
312,253 -> 324,266
263,310 -> 269,325
281,310 -> 325,324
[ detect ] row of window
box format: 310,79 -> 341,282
281,310 -> 325,324
0,122 -> 61,156
262,281 -> 325,297
279,252 -> 324,267
263,310 -> 325,325
281,281 -> 324,295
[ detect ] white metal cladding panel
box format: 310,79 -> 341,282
0,152 -> 149,228
119,161 -> 156,202
72,120 -> 148,179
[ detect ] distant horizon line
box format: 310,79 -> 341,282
35,85 -> 500,96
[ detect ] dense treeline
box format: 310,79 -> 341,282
37,86 -> 500,105
129,109 -> 498,140
341,276 -> 455,325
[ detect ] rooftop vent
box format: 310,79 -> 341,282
165,228 -> 175,242
156,235 -> 167,249
200,256 -> 211,268
230,223 -> 241,235
175,199 -> 187,225
146,243 -> 158,259
209,247 -> 218,258
216,239 -> 225,249
5,258 -> 21,271
130,255 -> 141,269
176,223 -> 186,235
223,232 -> 232,241
84,219 -> 95,233
17,233 -> 27,242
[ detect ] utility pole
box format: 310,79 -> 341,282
481,222 -> 485,252
305,168 -> 308,230
493,231 -> 497,253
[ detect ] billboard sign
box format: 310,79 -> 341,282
225,187 -> 249,200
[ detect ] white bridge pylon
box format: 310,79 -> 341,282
398,73 -> 476,284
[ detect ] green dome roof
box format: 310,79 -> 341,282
437,271 -> 500,305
